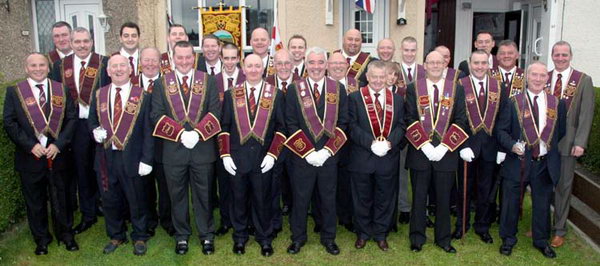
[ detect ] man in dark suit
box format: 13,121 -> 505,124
452,50 -> 507,243
288,35 -> 307,79
159,24 -> 193,75
337,29 -> 371,87
284,47 -> 348,255
3,53 -> 79,255
495,61 -> 566,258
250,28 -> 274,77
348,60 -> 406,251
151,41 -> 221,255
116,22 -> 142,77
404,51 -> 469,253
458,31 -> 498,78
549,41 -> 595,248
51,27 -> 110,235
196,34 -> 222,75
89,54 -> 153,255
218,54 -> 286,256
48,21 -> 73,67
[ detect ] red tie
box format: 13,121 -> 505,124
129,56 -> 135,77
504,72 -> 511,86
478,81 -> 486,116
554,73 -> 563,98
113,87 -> 122,129
532,95 -> 540,158
248,87 -> 257,116
147,79 -> 154,93
374,92 -> 383,124
313,83 -> 320,103
36,84 -> 48,115
210,66 -> 215,76
227,78 -> 234,89
294,67 -> 299,77
407,67 -> 413,82
281,81 -> 288,93
346,57 -> 351,65
79,61 -> 87,86
181,76 -> 190,96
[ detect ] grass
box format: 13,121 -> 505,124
0,195 -> 598,266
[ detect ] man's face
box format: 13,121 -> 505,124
527,63 -> 549,93
424,52 -> 445,81
342,30 -> 362,56
140,49 -> 160,78
250,29 -> 270,56
306,52 -> 327,81
327,54 -> 348,81
551,44 -> 572,72
107,56 -> 132,86
168,27 -> 188,49
173,46 -> 195,74
377,39 -> 395,62
52,26 -> 71,52
288,38 -> 306,63
221,48 -> 239,73
435,47 -> 451,68
497,45 -> 518,70
367,67 -> 386,92
469,53 -> 489,80
202,38 -> 221,62
243,55 -> 264,84
274,52 -> 293,80
474,33 -> 495,53
401,41 -> 417,65
25,54 -> 50,83
71,31 -> 93,59
119,27 -> 139,52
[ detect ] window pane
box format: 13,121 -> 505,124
353,9 -> 373,44
244,0 -> 274,46
171,0 -> 201,46
35,0 -> 56,54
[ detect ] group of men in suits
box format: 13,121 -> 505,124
4,19 -> 595,260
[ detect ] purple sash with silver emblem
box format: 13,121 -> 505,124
514,92 -> 559,148
461,76 -> 501,135
415,78 -> 456,138
163,71 -> 207,124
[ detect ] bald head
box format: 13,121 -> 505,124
274,49 -> 293,80
377,38 -> 396,62
25,53 -> 50,82
243,54 -> 264,84
343,29 -> 362,56
107,54 -> 131,86
424,51 -> 445,82
434,45 -> 451,68
250,28 -> 270,57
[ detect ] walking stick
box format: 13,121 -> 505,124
462,160 -> 467,239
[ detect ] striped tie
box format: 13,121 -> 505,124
113,87 -> 122,129
248,87 -> 257,116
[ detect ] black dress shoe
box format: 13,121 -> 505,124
355,238 -> 367,249
499,244 -> 513,256
281,205 -> 290,216
73,219 -> 97,234
477,232 -> 494,244
426,217 -> 434,228
451,230 -> 463,240
35,244 -> 48,255
287,242 -> 304,254
62,239 -> 79,251
437,244 -> 457,253
261,244 -> 274,257
398,212 -> 410,224
133,241 -> 147,256
175,241 -> 188,255
377,240 -> 389,251
215,225 -> 232,236
104,239 -> 128,254
201,240 -> 215,255
322,242 -> 340,255
410,244 -> 422,252
232,242 -> 245,255
536,246 -> 556,259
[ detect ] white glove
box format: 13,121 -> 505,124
421,143 -> 436,161
496,152 -> 507,164
260,155 -> 276,173
222,156 -> 237,176
93,127 -> 107,143
138,162 -> 153,176
305,151 -> 321,167
459,148 -> 475,162
315,149 -> 332,166
180,131 -> 200,149
431,145 -> 449,162
371,141 -> 389,157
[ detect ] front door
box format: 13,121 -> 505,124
521,3 -> 543,67
58,0 -> 105,55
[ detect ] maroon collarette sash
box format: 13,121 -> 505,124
62,53 -> 102,105
545,69 -> 583,113
461,76 -> 501,135
491,67 -> 524,98
360,86 -> 394,139
162,71 -> 207,124
48,50 -> 61,65
294,78 -> 339,140
345,51 -> 371,80
231,82 -> 278,145
346,77 -> 358,94
160,53 -> 172,75
445,67 -> 459,82
514,92 -> 559,149
217,70 -> 246,105
194,112 -> 221,141
284,129 -> 316,158
96,85 -> 144,149
415,78 -> 456,138
16,80 -> 65,138
396,64 -> 427,97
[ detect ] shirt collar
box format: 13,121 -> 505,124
500,66 -> 516,75
556,66 -> 572,77
470,75 -> 487,86
57,49 -> 73,59
223,67 -> 239,79
308,77 -> 325,88
27,78 -> 48,90
245,80 -> 263,90
402,62 -> 416,71
112,81 -> 132,93
527,88 -> 544,97
75,53 -> 92,65
120,48 -> 139,58
342,50 -> 359,63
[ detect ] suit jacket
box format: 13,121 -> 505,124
285,78 -> 349,166
555,70 -> 595,156
3,80 -> 77,172
51,53 -> 111,106
494,90 -> 567,185
88,85 -> 154,177
221,83 -> 286,173
404,80 -> 469,172
215,69 -> 246,106
347,89 -> 406,175
150,71 -> 221,166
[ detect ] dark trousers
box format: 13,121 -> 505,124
164,162 -> 215,242
455,158 -> 496,234
73,119 -> 98,222
20,169 -> 74,245
500,159 -> 553,248
270,157 -> 285,230
97,150 -> 149,242
289,159 -> 337,244
351,171 -> 397,241
153,163 -> 173,231
215,161 -> 232,228
144,169 -> 159,230
409,169 -> 455,247
337,165 -> 353,226
230,168 -> 273,245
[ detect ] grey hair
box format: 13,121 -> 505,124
305,46 -> 328,60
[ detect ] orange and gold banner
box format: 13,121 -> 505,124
200,5 -> 243,57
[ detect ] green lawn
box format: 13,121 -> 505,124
1,196 -> 598,266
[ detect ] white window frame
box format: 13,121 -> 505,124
340,0 -> 389,54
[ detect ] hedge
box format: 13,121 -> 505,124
578,87 -> 600,174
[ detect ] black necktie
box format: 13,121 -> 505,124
478,81 -> 486,116
532,95 -> 540,158
210,66 -> 215,76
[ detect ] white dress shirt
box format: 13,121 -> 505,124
205,59 -> 222,75
74,53 -> 92,119
369,87 -> 386,109
120,48 -> 139,73
222,67 -> 239,91
402,62 -> 417,80
470,75 -> 488,95
245,80 -> 263,101
499,66 -> 516,84
342,51 -> 359,65
277,75 -> 293,91
176,69 -> 194,88
308,77 -> 325,97
110,82 -> 131,149
57,49 -> 73,59
294,61 -> 305,75
27,78 -> 49,147
551,66 -> 572,96
141,73 -> 159,92
426,78 -> 445,115
527,89 -> 548,156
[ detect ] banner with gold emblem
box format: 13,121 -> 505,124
200,4 -> 243,58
